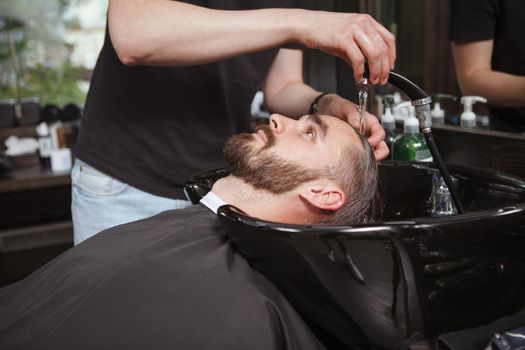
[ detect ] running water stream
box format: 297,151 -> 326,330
356,78 -> 371,136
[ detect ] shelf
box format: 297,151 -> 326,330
0,165 -> 70,194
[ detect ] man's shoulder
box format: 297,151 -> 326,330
146,204 -> 215,225
108,204 -> 215,233
76,204 -> 220,254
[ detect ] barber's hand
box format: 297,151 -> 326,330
299,12 -> 395,85
318,94 -> 389,161
350,111 -> 389,161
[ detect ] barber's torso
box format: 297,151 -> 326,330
450,0 -> 525,131
75,0 -> 308,199
489,0 -> 525,131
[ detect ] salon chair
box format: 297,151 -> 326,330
184,162 -> 525,349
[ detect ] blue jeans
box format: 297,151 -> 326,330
71,159 -> 192,245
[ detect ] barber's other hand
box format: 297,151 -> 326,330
298,12 -> 395,85
351,112 -> 389,161
318,94 -> 388,161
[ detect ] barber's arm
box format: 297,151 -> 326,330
264,48 -> 388,161
452,40 -> 525,107
108,0 -> 395,83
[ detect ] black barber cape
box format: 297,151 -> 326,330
0,205 -> 325,350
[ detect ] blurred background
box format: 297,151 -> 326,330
0,0 -> 106,106
0,0 -> 458,117
1,0 -> 523,286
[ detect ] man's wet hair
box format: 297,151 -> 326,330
321,130 -> 382,225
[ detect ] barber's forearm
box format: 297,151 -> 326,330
109,0 -> 302,66
452,41 -> 525,108
109,0 -> 395,84
264,82 -> 319,118
263,48 -> 320,118
265,83 -> 356,122
458,71 -> 525,108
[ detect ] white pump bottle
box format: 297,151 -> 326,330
393,101 -> 412,124
403,106 -> 419,135
380,95 -> 395,131
460,96 -> 487,128
431,94 -> 457,125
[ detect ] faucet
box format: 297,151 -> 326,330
363,69 -> 465,214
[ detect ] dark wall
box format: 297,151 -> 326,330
306,0 -> 459,105
396,0 -> 458,96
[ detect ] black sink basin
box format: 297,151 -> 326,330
185,162 -> 525,349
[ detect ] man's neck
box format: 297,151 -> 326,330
211,175 -> 322,224
211,175 -> 302,224
211,176 -> 271,214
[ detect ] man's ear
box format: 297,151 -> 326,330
299,182 -> 346,212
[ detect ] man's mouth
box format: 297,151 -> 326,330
255,129 -> 267,143
253,124 -> 276,150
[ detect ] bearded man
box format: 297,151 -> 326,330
0,114 -> 380,350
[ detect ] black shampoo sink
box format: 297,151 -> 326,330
185,162 -> 525,349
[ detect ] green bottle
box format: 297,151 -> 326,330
381,96 -> 399,160
392,108 -> 432,162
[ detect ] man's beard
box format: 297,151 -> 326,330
223,124 -> 323,194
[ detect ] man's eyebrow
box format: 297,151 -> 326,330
307,114 -> 328,140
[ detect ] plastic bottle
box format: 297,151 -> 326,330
393,92 -> 402,104
381,96 -> 399,160
460,96 -> 487,128
393,101 -> 412,124
431,94 -> 457,125
477,115 -> 490,130
392,106 -> 432,162
48,121 -> 72,173
36,122 -> 52,170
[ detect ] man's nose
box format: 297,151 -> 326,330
269,114 -> 289,134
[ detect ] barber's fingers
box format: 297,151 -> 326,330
379,56 -> 390,85
343,43 -> 366,83
354,26 -> 390,84
348,114 -> 388,161
373,141 -> 389,161
366,117 -> 389,161
370,19 -> 396,70
347,114 -> 363,132
364,113 -> 385,147
300,12 -> 395,84
345,14 -> 395,84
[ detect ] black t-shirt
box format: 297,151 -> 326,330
75,0 -> 309,199
449,0 -> 525,132
0,205 -> 326,350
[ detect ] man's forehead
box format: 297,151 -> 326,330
321,115 -> 364,153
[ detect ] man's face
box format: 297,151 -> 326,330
223,114 -> 363,193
